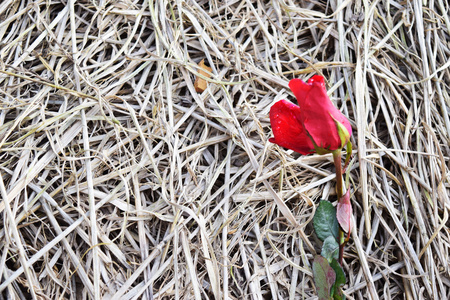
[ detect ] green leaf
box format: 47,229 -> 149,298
321,236 -> 339,262
330,259 -> 346,300
333,291 -> 346,300
330,259 -> 346,287
313,256 -> 336,300
313,200 -> 339,241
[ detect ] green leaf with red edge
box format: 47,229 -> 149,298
313,200 -> 339,241
330,259 -> 346,300
313,255 -> 336,300
336,190 -> 352,234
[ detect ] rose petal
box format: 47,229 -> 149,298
289,76 -> 352,151
269,100 -> 314,155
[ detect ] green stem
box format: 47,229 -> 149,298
333,150 -> 345,266
338,229 -> 345,265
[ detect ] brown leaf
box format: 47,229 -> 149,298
194,59 -> 212,93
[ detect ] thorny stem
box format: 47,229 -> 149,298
333,150 -> 345,266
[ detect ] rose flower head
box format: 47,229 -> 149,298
269,75 -> 352,155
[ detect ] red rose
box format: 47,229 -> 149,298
269,75 -> 352,155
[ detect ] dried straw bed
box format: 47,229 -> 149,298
0,0 -> 449,299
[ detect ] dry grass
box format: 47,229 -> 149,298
0,0 -> 449,299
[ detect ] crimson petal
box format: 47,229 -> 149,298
289,76 -> 352,150
269,100 -> 314,155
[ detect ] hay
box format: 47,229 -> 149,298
0,0 -> 449,299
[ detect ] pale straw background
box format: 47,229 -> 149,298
0,0 -> 449,299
